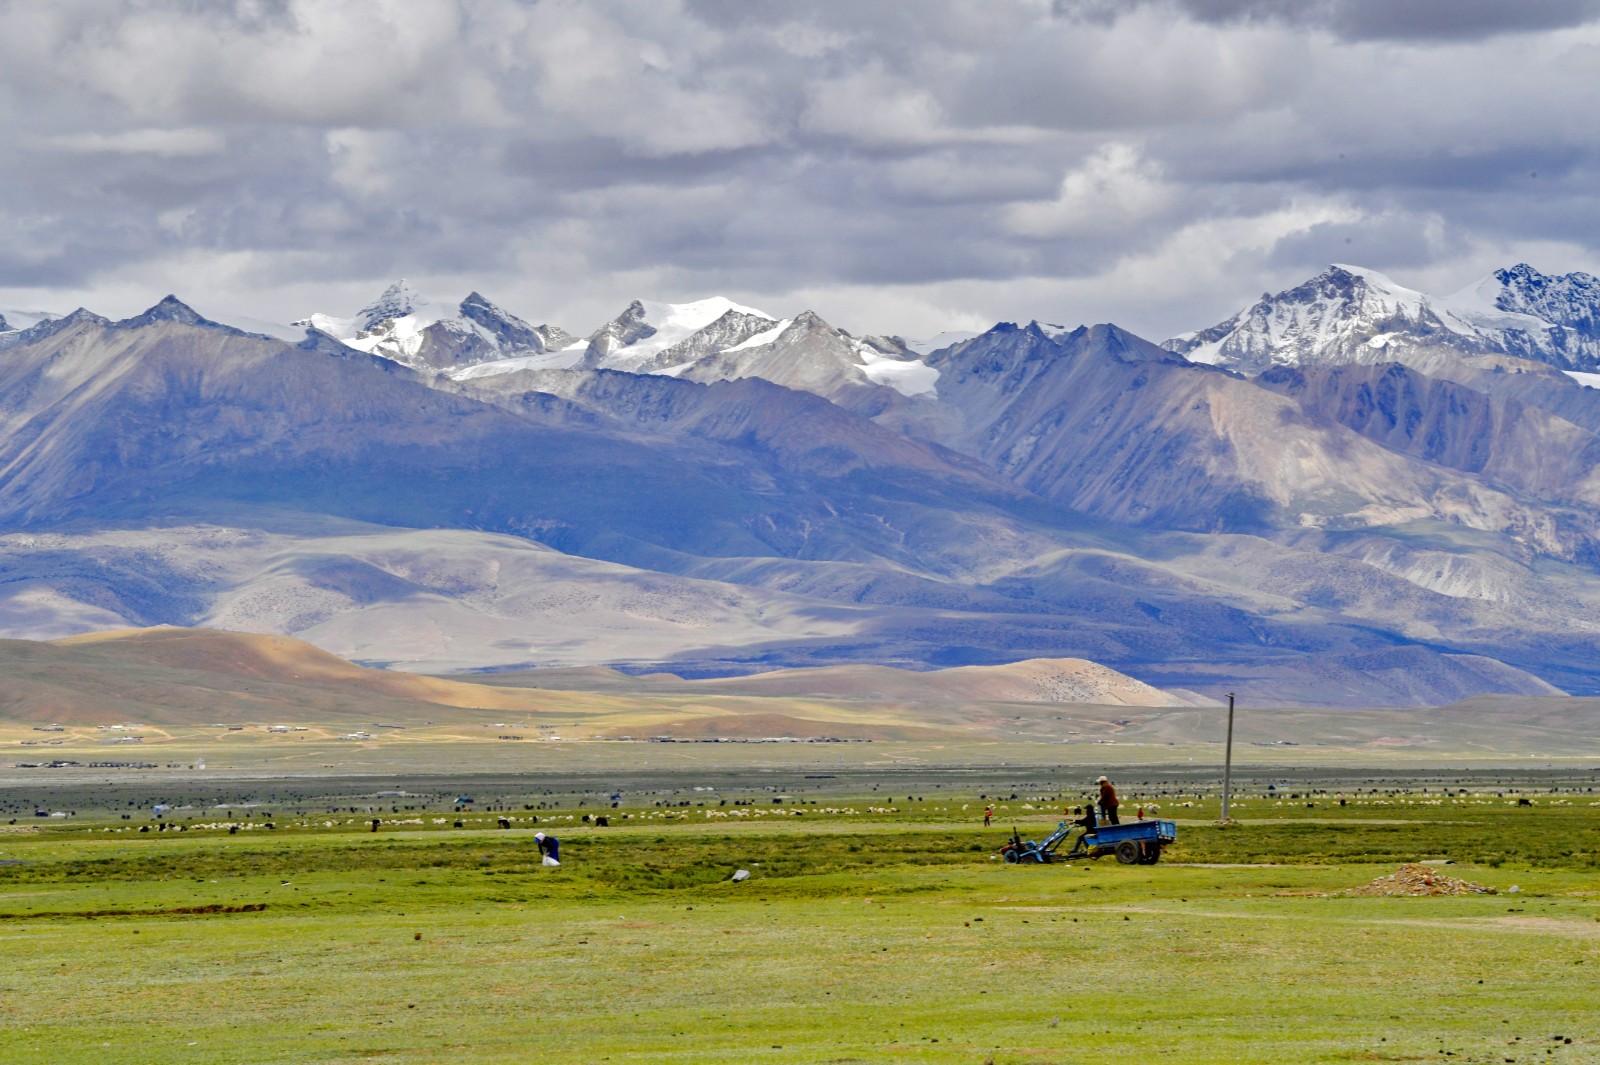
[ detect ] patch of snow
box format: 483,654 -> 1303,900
204,313 -> 308,343
1437,276 -> 1561,335
858,346 -> 940,397
1563,369 -> 1600,389
447,347 -> 586,380
1442,273 -> 1518,317
720,319 -> 791,354
1181,339 -> 1224,365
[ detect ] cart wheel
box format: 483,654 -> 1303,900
1138,842 -> 1161,865
1002,850 -> 1019,864
1114,840 -> 1140,864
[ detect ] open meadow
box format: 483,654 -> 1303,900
2,764 -> 1599,1065
4,631 -> 1599,1062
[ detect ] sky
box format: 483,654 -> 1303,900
2,0 -> 1599,341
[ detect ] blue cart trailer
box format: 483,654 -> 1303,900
1062,819 -> 1176,864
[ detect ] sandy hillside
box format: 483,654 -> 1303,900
683,658 -> 1198,706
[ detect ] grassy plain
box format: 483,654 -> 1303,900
2,782 -> 1598,1065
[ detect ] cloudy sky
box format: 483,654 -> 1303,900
2,0 -> 1599,340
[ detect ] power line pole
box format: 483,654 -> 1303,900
1221,691 -> 1236,822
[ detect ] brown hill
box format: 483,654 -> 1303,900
6,627 -> 1600,752
3,627 -> 550,726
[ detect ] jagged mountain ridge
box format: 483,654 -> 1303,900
6,276 -> 1600,705
296,281 -> 576,372
1166,263 -> 1600,374
905,320 -> 1600,571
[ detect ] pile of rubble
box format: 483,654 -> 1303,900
1343,863 -> 1496,897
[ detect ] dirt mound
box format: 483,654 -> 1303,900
1344,863 -> 1496,897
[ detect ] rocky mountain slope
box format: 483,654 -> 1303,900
5,266 -> 1600,707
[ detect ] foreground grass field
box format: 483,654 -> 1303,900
2,790 -> 1598,1064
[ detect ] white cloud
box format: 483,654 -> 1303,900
0,0 -> 1597,341
1003,143 -> 1177,238
804,67 -> 1044,148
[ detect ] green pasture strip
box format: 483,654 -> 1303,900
0,854 -> 1596,1065
5,795 -> 1599,888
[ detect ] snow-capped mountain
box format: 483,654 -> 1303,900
297,281 -> 574,372
1460,263 -> 1600,330
1164,265 -> 1480,373
578,297 -> 776,373
1438,264 -> 1600,370
10,269 -> 1600,705
1167,264 -> 1600,374
678,310 -> 940,401
456,296 -> 942,405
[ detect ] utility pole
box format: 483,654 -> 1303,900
1221,691 -> 1236,822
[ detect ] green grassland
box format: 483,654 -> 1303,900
2,786 -> 1599,1064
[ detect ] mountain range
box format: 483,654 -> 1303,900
4,261 -> 1600,708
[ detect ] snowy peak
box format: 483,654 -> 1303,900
676,308 -> 941,400
1167,262 -> 1600,375
457,291 -> 575,353
582,296 -> 775,373
653,308 -> 779,366
1457,263 -> 1600,335
1164,264 -> 1462,374
584,299 -> 658,362
297,283 -> 573,372
356,279 -> 428,332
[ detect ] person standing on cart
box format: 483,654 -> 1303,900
1096,775 -> 1120,825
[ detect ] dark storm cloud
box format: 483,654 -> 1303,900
1,0 -> 1598,340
